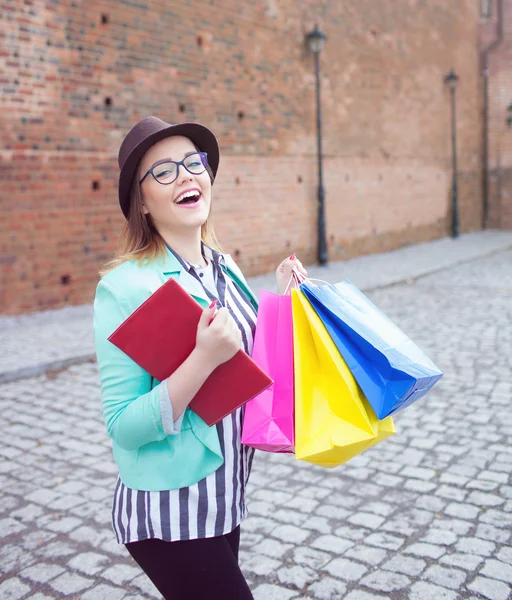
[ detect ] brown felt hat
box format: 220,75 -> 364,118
117,116 -> 220,219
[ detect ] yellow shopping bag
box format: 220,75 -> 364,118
292,289 -> 395,467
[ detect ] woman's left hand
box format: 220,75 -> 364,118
276,254 -> 308,295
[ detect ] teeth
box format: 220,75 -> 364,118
176,190 -> 200,203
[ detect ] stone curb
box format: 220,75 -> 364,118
0,355 -> 97,385
362,239 -> 512,290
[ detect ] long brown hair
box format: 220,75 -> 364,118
100,151 -> 222,277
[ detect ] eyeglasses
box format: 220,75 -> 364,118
139,152 -> 208,185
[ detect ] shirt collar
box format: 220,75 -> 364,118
166,242 -> 225,273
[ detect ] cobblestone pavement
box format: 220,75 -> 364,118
1,250 -> 511,600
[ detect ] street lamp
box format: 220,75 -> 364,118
444,69 -> 459,238
306,24 -> 328,265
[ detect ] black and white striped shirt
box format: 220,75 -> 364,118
112,245 -> 257,544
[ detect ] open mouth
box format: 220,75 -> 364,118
175,190 -> 202,205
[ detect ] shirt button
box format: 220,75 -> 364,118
199,272 -> 204,277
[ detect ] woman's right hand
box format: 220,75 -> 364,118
195,302 -> 242,372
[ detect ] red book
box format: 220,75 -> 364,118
108,278 -> 273,426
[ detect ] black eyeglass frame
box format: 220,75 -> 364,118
139,152 -> 208,185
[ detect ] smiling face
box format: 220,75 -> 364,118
139,135 -> 212,238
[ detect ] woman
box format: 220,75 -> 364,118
93,116 -> 307,599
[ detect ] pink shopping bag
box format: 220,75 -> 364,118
242,290 -> 295,453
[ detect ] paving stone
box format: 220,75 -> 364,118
467,491 -> 505,507
0,544 -> 35,573
101,563 -> 141,585
422,564 -> 467,589
360,569 -> 410,592
444,502 -> 480,520
364,532 -> 405,551
440,553 -> 484,571
405,479 -> 438,493
49,572 -> 94,594
475,524 -> 511,544
0,517 -> 27,537
333,526 -> 367,542
436,485 -> 467,501
302,515 -> 332,534
307,577 -> 347,599
403,543 -> 445,559
344,545 -> 387,566
10,503 -> 45,523
496,547 -> 512,566
343,592 -> 388,600
35,541 -> 76,559
42,516 -> 82,534
100,538 -> 129,558
478,470 -> 509,484
480,509 -> 512,528
67,552 -> 110,576
271,524 -> 310,544
480,559 -> 512,585
69,525 -> 112,546
324,557 -> 368,581
79,584 -> 127,600
468,576 -> 512,600
455,537 -> 496,557
277,564 -> 319,589
400,466 -> 437,480
25,489 -> 61,506
130,573 -> 161,598
362,502 -> 395,517
431,517 -> 473,535
382,555 -> 426,576
0,577 -> 32,599
311,535 -> 354,554
415,494 -> 447,513
253,538 -> 293,559
19,562 -> 65,583
315,504 -> 352,521
293,547 -> 331,570
252,583 -> 297,600
347,512 -> 385,529
408,581 -> 459,599
243,553 -> 282,576
419,529 -> 458,546
467,479 -> 500,492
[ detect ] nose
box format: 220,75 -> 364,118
176,164 -> 193,185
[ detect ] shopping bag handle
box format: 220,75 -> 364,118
283,269 -> 304,295
291,266 -> 330,288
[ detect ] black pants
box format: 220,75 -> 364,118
125,526 -> 254,600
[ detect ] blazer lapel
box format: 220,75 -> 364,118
159,247 -> 210,307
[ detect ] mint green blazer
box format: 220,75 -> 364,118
93,247 -> 258,492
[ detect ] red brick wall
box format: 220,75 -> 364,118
1,0 -> 484,314
482,0 -> 512,229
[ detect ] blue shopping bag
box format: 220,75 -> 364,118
301,279 -> 443,419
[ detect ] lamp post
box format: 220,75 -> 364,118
306,24 -> 328,265
444,69 -> 459,238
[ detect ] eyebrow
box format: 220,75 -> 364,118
148,151 -> 198,171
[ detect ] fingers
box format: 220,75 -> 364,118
210,306 -> 228,329
293,258 -> 308,278
199,300 -> 218,329
277,253 -> 296,274
210,307 -> 242,349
